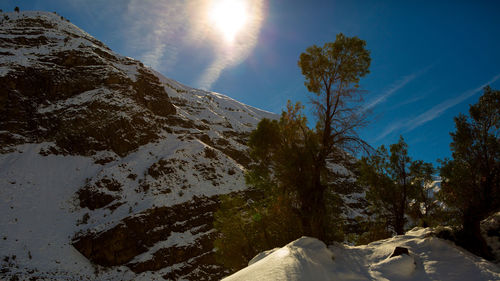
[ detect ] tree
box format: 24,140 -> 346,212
297,33 -> 371,240
214,102 -> 311,271
14,6 -> 19,13
406,159 -> 440,227
358,136 -> 434,235
213,192 -> 301,271
438,86 -> 500,259
214,34 -> 372,270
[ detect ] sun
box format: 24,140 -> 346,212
209,0 -> 248,43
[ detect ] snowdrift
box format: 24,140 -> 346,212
223,228 -> 500,281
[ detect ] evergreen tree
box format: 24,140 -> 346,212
14,6 -> 19,13
213,192 -> 301,271
358,136 -> 434,235
297,33 -> 371,240
215,34 -> 372,270
438,86 -> 500,259
406,159 -> 439,227
213,102 -> 311,271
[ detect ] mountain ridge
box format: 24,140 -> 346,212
0,10 -> 277,280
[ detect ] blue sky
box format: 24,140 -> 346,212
2,0 -> 499,166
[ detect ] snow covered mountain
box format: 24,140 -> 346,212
2,10 -> 497,281
0,10 -> 275,280
224,228 -> 500,281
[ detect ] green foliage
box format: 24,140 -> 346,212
358,136 -> 435,235
214,101 -> 350,270
246,101 -> 317,198
439,86 -> 500,217
298,33 -> 371,155
406,159 -> 441,227
213,195 -> 253,271
298,33 -> 370,95
213,193 -> 302,272
323,190 -> 346,242
214,102 -> 310,271
438,86 -> 499,258
215,33 -> 372,270
350,217 -> 393,245
297,33 -> 371,241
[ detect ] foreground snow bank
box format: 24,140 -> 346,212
224,238 -> 336,280
223,228 -> 500,281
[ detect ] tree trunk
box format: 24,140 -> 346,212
311,186 -> 327,242
394,213 -> 405,235
300,164 -> 327,242
461,212 -> 493,260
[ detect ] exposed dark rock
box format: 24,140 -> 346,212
197,133 -> 214,146
72,195 -> 227,280
147,158 -> 176,179
127,173 -> 138,180
77,185 -> 119,210
222,131 -> 249,145
95,178 -> 122,192
204,147 -> 218,159
390,246 -> 409,258
132,69 -> 176,117
213,145 -> 251,168
93,156 -> 116,165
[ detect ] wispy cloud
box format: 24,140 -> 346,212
364,65 -> 432,111
364,73 -> 418,110
373,119 -> 408,142
197,57 -> 228,90
388,88 -> 436,110
405,73 -> 500,131
373,73 -> 500,141
123,0 -> 264,90
125,0 -> 186,70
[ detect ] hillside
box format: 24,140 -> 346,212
0,10 -> 276,280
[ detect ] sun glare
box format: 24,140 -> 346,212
209,0 -> 248,43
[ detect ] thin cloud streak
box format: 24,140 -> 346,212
364,73 -> 418,110
125,0 -> 186,70
405,73 -> 500,131
373,119 -> 408,142
364,65 -> 433,111
388,88 -> 436,110
373,73 -> 500,142
197,57 -> 228,90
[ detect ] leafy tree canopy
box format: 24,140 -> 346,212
438,86 -> 500,259
358,136 -> 435,235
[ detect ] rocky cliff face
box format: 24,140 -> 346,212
0,11 -> 276,280
0,11 -> 175,156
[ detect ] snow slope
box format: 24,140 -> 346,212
223,228 -> 500,281
0,10 -> 277,280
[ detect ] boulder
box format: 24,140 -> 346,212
390,246 -> 409,258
